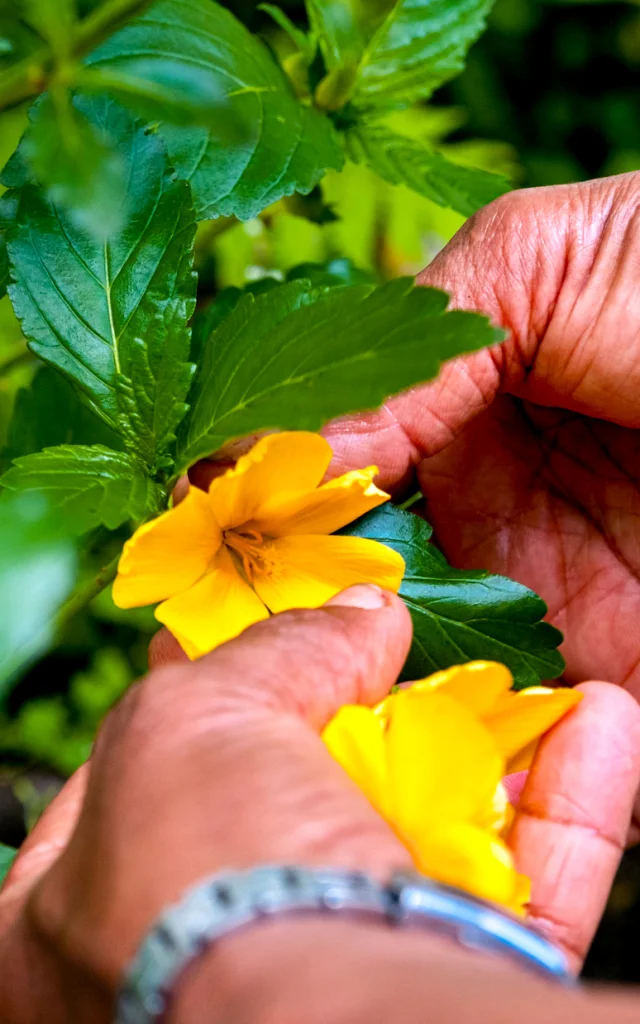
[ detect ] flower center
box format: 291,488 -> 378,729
224,528 -> 281,582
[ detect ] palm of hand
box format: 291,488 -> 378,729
420,397 -> 640,695
326,171 -> 640,694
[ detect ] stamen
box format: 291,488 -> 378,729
224,528 -> 282,581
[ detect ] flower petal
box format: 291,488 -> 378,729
323,705 -> 388,815
112,486 -> 220,608
208,432 -> 333,530
386,689 -> 504,834
250,534 -> 405,612
483,687 -> 583,762
411,661 -> 513,716
251,467 -> 390,537
409,821 -> 524,909
155,546 -> 268,659
505,740 -> 538,775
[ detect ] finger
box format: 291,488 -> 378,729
148,625 -> 188,667
0,765 -> 88,903
509,682 -> 640,972
49,588 -> 413,983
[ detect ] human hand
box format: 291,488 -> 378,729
1,588 -> 640,1023
305,171 -> 640,699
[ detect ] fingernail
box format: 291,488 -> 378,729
325,584 -> 388,610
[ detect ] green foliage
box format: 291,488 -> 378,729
0,233 -> 8,300
344,122 -> 509,216
18,91 -> 128,237
342,504 -> 565,689
3,366 -> 123,466
0,0 -> 571,808
87,0 -> 344,220
350,0 -> 496,112
6,94 -> 197,472
0,492 -> 77,695
1,445 -> 163,534
0,647 -> 133,775
0,841 -> 16,884
22,0 -> 76,55
176,276 -> 503,470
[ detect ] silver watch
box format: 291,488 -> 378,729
115,865 -> 573,1024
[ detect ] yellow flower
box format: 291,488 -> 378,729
113,432 -> 405,658
323,662 -> 583,914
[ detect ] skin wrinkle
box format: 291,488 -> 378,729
10,178 -> 640,1024
418,401 -> 640,687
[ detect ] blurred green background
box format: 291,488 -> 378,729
0,0 -> 639,982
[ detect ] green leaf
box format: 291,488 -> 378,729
306,0 -> 362,68
0,842 -> 17,885
0,491 -> 77,693
5,94 -> 197,473
344,123 -> 509,216
341,504 -> 565,689
3,366 -> 123,467
176,276 -> 502,471
286,258 -> 377,287
0,445 -> 164,535
19,90 -> 128,238
76,61 -> 236,130
0,233 -> 8,300
23,0 -> 75,54
86,0 -> 344,221
352,0 -> 495,112
258,3 -> 314,59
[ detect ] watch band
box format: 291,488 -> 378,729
115,865 -> 573,1024
116,865 -> 389,1024
387,870 -> 573,983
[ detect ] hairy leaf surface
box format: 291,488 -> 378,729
177,277 -> 502,471
1,445 -> 163,534
352,0 -> 495,111
87,0 -> 344,220
342,505 -> 565,689
345,123 -> 508,216
5,94 -> 196,472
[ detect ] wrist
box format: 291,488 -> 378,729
167,917 -> 589,1024
166,917 -> 411,1024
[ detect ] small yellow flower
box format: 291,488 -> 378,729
323,662 -> 583,914
113,432 -> 405,658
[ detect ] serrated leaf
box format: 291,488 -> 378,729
341,504 -> 565,689
1,445 -> 164,535
176,276 -> 502,471
352,0 -> 495,112
5,94 -> 197,473
0,491 -> 77,693
344,123 -> 509,216
3,365 -> 123,468
0,842 -> 17,884
86,0 -> 344,220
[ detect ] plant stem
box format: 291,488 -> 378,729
0,349 -> 34,377
72,0 -> 156,59
56,551 -> 120,631
0,0 -> 156,114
